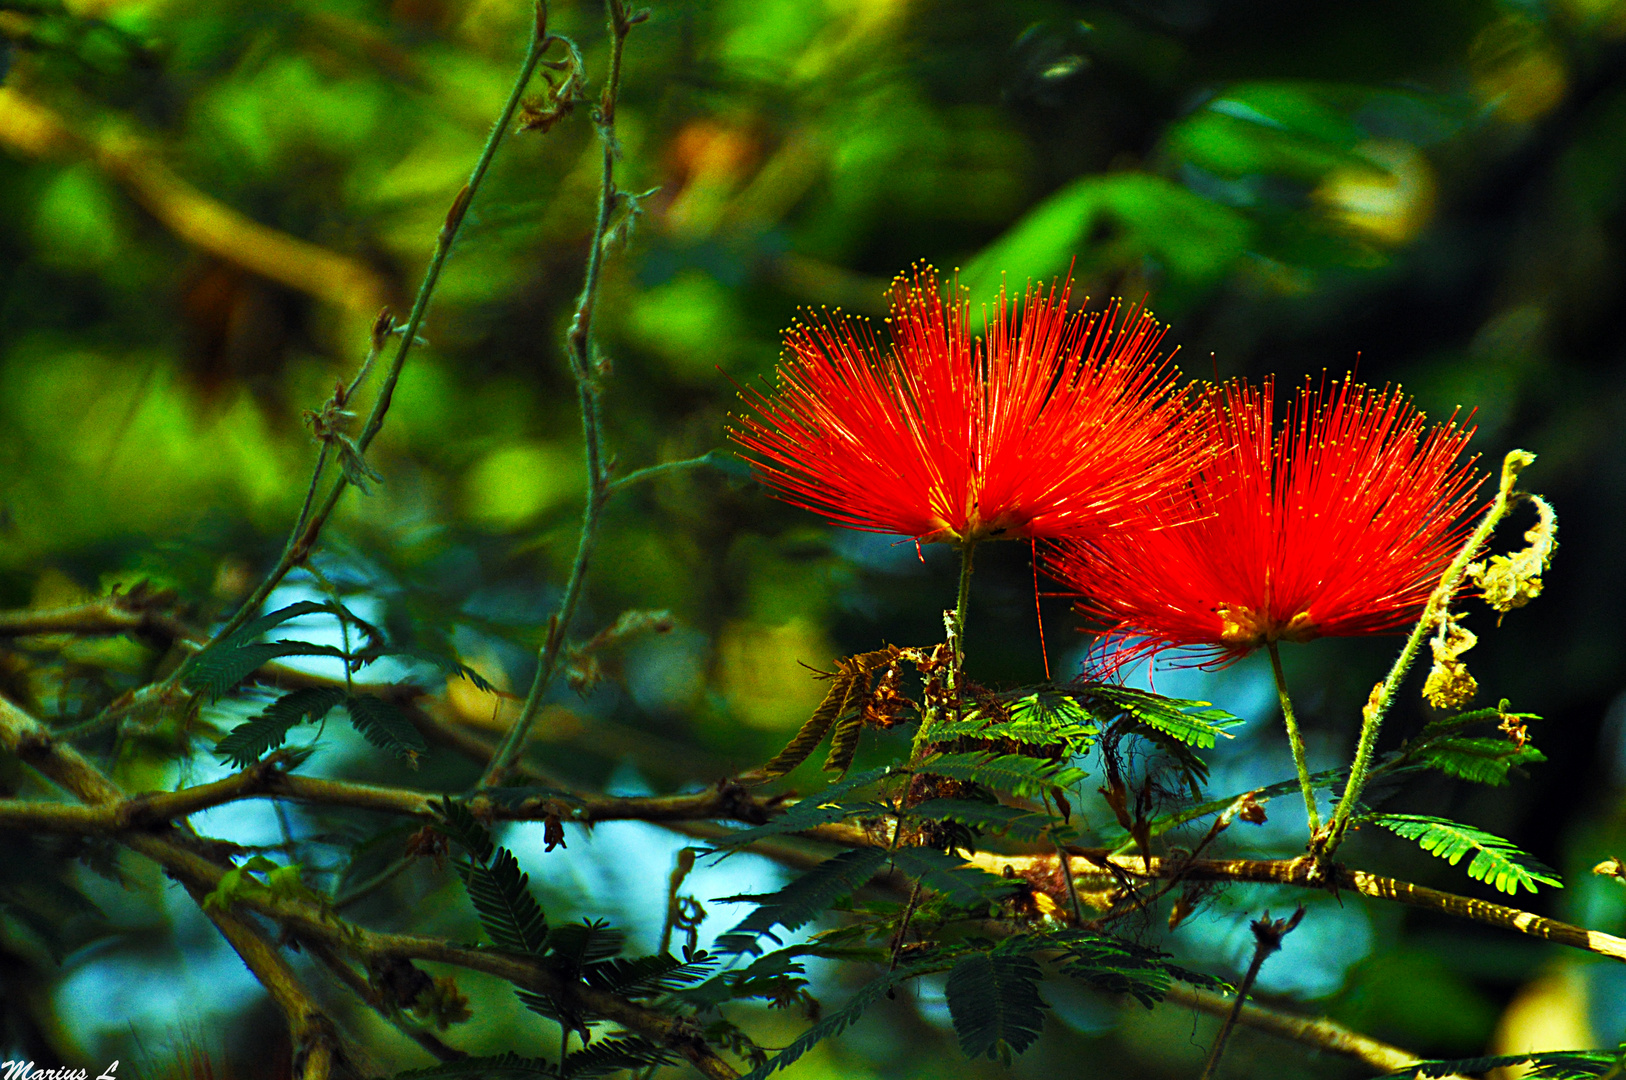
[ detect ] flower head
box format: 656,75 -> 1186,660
1047,376 -> 1483,666
729,267 -> 1205,545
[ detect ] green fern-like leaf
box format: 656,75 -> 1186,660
1412,738 -> 1546,786
432,798 -> 548,953
1084,686 -> 1243,748
707,767 -> 893,856
682,947 -> 812,1009
905,799 -> 1050,842
739,961 -> 939,1080
925,690 -> 1097,753
396,1052 -> 558,1080
215,687 -> 345,767
1370,813 -> 1563,894
583,953 -> 715,996
560,1037 -> 677,1079
716,848 -> 891,952
1050,930 -> 1225,1007
186,640 -> 349,700
432,797 -> 496,863
344,693 -> 429,762
1413,706 -> 1542,743
184,601 -> 351,699
945,952 -> 1049,1061
888,847 -> 1019,907
918,752 -> 1086,799
545,919 -> 627,967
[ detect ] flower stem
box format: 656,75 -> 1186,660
1319,449 -> 1537,856
1267,641 -> 1320,838
952,540 -> 976,688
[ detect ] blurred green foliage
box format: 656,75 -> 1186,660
4,0 -> 1626,1075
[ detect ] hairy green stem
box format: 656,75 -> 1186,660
1320,449 -> 1536,856
952,539 -> 976,686
481,1 -> 639,787
1268,641 -> 1320,838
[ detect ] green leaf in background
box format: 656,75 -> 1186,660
432,798 -> 549,955
1369,813 -> 1563,895
918,752 -> 1087,798
214,686 -> 345,767
343,693 -> 428,763
960,173 -> 1253,310
716,847 -> 891,952
1085,686 -> 1244,748
1411,737 -> 1546,786
945,951 -> 1049,1061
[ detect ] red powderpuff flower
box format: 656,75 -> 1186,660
1048,376 -> 1483,667
728,267 -> 1206,546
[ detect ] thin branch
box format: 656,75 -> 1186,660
304,940 -> 467,1064
1163,983 -> 1471,1078
982,851 -> 1626,964
0,692 -> 743,1080
1198,907 -> 1304,1080
197,10 -> 558,655
608,454 -> 717,495
482,0 -> 645,787
1267,641 -> 1320,838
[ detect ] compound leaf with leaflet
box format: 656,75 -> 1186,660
1370,813 -> 1563,894
345,693 -> 428,763
215,686 -> 345,767
945,952 -> 1049,1061
716,848 -> 890,952
1411,738 -> 1546,786
919,752 -> 1086,799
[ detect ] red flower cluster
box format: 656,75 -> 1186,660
1047,377 -> 1483,666
729,268 -> 1206,545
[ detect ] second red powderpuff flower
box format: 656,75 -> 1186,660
1048,376 -> 1484,667
729,267 -> 1206,546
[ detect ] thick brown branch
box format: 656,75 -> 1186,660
0,693 -> 742,1080
0,597 -> 195,642
191,890 -> 348,1080
971,852 -> 1626,964
0,88 -> 387,315
1163,983 -> 1470,1078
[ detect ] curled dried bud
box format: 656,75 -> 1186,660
371,306 -> 394,351
1466,493 -> 1556,615
1593,857 -> 1626,885
1422,616 -> 1479,710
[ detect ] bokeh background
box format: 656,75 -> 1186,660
3,0 -> 1626,1075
